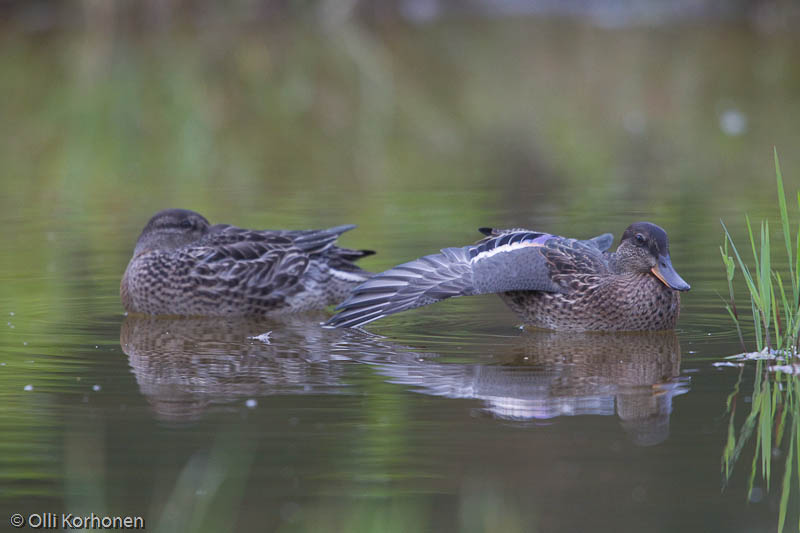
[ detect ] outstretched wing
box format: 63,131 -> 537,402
325,230 -> 614,328
325,231 -> 563,328
479,227 -> 614,252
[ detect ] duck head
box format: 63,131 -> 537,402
614,222 -> 690,291
132,209 -> 210,257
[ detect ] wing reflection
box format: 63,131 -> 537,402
121,316 -> 688,444
120,314 -> 359,422
362,330 -> 689,446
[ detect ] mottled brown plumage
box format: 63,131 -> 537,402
121,209 -> 373,316
501,270 -> 680,331
499,223 -> 685,331
326,221 -> 689,331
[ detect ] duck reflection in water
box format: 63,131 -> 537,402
360,330 -> 688,446
120,313 -> 362,423
122,316 -> 687,445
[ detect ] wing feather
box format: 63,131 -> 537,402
180,229 -> 310,297
327,232 -> 563,328
327,229 -> 616,328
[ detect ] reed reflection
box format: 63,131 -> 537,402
365,330 -> 688,446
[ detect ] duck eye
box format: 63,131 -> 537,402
180,219 -> 193,229
634,233 -> 646,245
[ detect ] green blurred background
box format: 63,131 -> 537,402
3,0 -> 800,316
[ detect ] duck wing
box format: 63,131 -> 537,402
479,227 -> 614,252
209,224 -> 361,256
184,224 -> 373,301
325,230 -> 611,328
280,225 -> 375,273
185,229 -> 311,298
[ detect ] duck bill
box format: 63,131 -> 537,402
651,255 -> 691,291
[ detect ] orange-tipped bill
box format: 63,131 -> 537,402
651,254 -> 690,291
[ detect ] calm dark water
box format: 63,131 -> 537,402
1,12 -> 799,533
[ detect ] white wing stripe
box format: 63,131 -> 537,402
469,241 -> 545,264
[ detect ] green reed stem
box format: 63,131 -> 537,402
721,150 -> 800,532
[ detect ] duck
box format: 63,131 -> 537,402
121,209 -> 374,316
325,222 -> 689,331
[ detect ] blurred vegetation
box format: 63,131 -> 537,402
2,1 -> 800,228
1,0 -> 799,290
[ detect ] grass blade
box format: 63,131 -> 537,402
721,150 -> 800,530
775,147 -> 796,305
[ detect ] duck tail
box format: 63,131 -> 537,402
337,248 -> 376,261
327,247 -> 376,278
290,224 -> 354,253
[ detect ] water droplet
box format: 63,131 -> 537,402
749,486 -> 764,503
720,109 -> 748,136
23,342 -> 27,346
9,312 -> 14,316
23,384 -> 33,391
245,399 -> 257,408
92,385 -> 101,392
